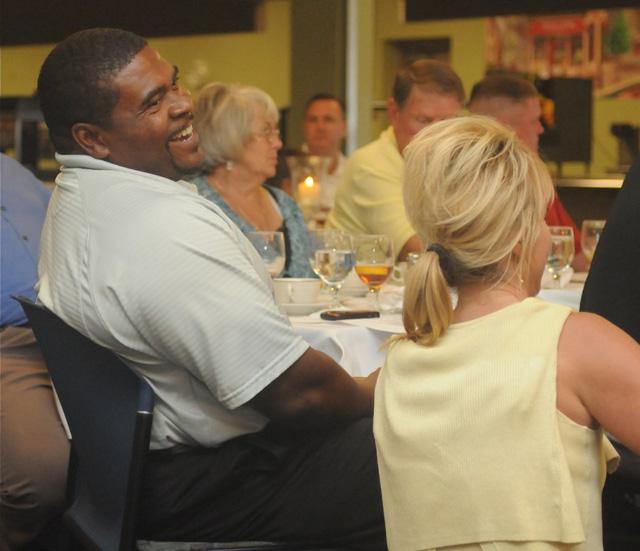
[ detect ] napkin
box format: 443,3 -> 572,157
541,267 -> 574,289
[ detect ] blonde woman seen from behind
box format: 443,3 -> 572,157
373,116 -> 640,551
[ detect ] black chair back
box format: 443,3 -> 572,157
16,297 -> 153,551
16,297 -> 345,551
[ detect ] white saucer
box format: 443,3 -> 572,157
281,301 -> 331,316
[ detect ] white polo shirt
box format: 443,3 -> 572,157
37,154 -> 308,449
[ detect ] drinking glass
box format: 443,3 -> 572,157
353,234 -> 394,311
580,219 -> 605,268
545,226 -> 574,286
245,231 -> 286,277
307,229 -> 354,308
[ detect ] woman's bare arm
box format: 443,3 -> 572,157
557,312 -> 640,453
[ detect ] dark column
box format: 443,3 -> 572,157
287,0 -> 346,149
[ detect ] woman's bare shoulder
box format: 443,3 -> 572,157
558,310 -> 640,452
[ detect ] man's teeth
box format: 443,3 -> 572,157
172,125 -> 193,141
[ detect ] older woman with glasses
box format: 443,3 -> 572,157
192,83 -> 315,278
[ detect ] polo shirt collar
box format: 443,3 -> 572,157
55,153 -> 198,193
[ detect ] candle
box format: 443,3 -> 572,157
296,176 -> 321,220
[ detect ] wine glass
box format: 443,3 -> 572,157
244,231 -> 286,277
353,234 -> 394,311
580,219 -> 605,268
545,226 -> 574,286
307,229 -> 354,308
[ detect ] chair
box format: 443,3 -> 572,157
15,297 -> 343,551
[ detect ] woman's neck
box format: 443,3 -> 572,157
207,165 -> 262,197
453,279 -> 528,324
206,167 -> 281,230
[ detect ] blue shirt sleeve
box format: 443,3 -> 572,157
1,154 -> 50,326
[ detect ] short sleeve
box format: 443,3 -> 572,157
94,195 -> 308,409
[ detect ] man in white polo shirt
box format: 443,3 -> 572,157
36,28 -> 384,549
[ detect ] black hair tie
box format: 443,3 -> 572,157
426,243 -> 447,259
426,243 -> 455,285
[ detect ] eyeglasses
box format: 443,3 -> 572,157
254,127 -> 281,144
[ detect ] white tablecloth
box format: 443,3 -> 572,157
291,318 -> 394,376
289,282 -> 584,377
537,282 -> 583,311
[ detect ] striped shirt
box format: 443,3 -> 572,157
38,154 -> 308,449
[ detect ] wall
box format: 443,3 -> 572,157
369,3 -> 484,139
2,0 -> 635,177
371,0 -> 638,177
374,4 -> 485,103
0,0 -> 292,107
288,0 -> 346,148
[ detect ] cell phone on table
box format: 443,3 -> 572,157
320,310 -> 380,321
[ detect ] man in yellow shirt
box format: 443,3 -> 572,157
328,59 -> 464,260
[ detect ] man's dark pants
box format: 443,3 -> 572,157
139,417 -> 386,550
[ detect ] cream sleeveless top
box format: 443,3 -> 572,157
374,298 -> 619,551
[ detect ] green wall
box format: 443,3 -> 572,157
371,1 -> 637,177
374,5 -> 485,103
288,0 -> 346,148
0,0 -> 292,107
1,0 -> 636,177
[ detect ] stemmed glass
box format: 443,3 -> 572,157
545,226 -> 574,286
307,230 -> 354,308
353,234 -> 394,311
580,219 -> 605,268
245,231 -> 286,277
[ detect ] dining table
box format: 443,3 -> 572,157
287,276 -> 586,377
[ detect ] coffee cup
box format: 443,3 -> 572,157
273,278 -> 321,304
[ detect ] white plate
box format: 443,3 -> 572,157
281,301 -> 331,316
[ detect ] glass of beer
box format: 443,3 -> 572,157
354,234 -> 394,311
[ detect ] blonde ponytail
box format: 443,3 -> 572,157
402,250 -> 453,345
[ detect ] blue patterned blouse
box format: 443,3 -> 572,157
191,175 -> 316,278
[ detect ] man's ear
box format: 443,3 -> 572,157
71,123 -> 111,159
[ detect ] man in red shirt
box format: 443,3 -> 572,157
468,74 -> 587,270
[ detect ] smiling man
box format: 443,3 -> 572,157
36,29 -> 385,548
328,59 -> 464,260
